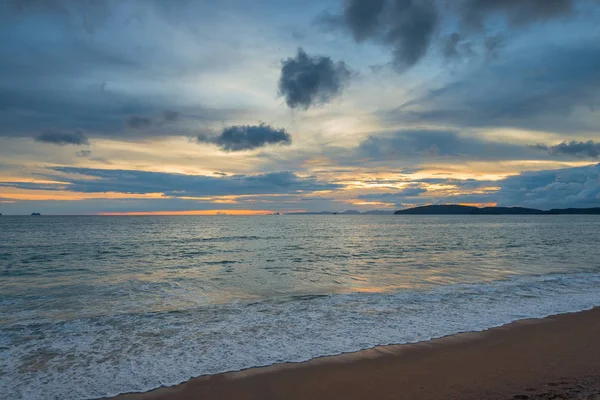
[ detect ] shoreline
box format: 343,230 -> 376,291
111,307 -> 600,400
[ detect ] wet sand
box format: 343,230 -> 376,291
113,308 -> 600,400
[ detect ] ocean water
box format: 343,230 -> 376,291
1,215 -> 600,400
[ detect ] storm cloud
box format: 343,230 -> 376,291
35,130 -> 90,146
278,48 -> 351,109
196,124 -> 292,152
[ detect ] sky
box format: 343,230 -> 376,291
0,0 -> 599,215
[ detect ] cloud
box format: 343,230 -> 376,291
35,130 -> 90,146
483,35 -> 504,60
383,0 -> 439,69
343,0 -> 385,42
4,167 -> 340,197
3,163 -> 599,212
126,111 -> 180,129
196,123 -> 292,152
126,116 -> 153,129
323,0 -> 590,71
496,163 -> 600,209
534,140 -> 600,159
440,32 -> 477,61
163,110 -> 179,122
336,0 -> 439,70
386,42 -> 600,133
278,47 -> 351,109
357,186 -> 427,204
76,150 -> 92,157
461,0 -> 576,28
353,129 -> 534,161
442,32 -> 462,60
7,0 -> 112,34
0,2 -> 253,141
388,164 -> 600,210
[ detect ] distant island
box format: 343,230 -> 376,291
287,210 -> 394,215
394,205 -> 600,215
31,213 -> 41,216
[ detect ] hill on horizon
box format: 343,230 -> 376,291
394,205 -> 600,215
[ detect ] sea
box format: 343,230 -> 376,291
1,215 -> 600,400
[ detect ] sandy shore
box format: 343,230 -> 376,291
113,308 -> 600,400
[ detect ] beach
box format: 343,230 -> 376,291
113,308 -> 600,400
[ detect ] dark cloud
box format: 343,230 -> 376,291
343,0 -> 385,42
163,110 -> 179,122
126,116 -> 153,129
325,0 -> 588,70
535,140 -> 600,158
35,130 -> 89,146
196,124 -> 292,152
278,47 -> 351,109
0,167 -> 341,197
125,110 -> 180,129
354,129 -> 534,161
397,186 -> 428,197
461,0 -> 576,28
339,0 -> 439,69
384,0 -> 439,69
441,32 -> 477,61
386,43 -> 600,133
495,163 -> 600,209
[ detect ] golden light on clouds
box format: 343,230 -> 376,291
84,137 -> 265,175
0,189 -> 167,201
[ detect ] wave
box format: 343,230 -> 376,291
2,272 -> 600,400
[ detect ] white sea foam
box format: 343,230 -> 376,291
2,272 -> 600,400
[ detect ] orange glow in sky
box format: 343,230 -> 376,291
98,209 -> 274,216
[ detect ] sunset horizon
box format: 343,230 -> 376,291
2,1 -> 600,400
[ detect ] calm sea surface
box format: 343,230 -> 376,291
1,215 -> 600,399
